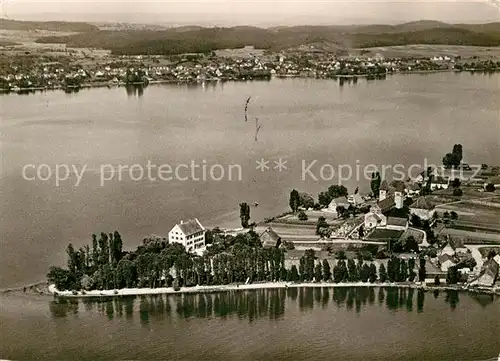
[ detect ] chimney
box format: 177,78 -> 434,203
394,192 -> 403,209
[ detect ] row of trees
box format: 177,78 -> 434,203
47,229 -> 429,291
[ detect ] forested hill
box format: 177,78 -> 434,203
27,20 -> 500,55
0,18 -> 99,32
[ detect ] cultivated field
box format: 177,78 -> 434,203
354,44 -> 500,58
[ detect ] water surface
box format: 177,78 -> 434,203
1,73 -> 499,288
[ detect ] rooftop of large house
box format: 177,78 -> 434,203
177,219 -> 205,236
366,228 -> 404,241
410,196 -> 435,210
408,183 -> 421,191
260,227 -> 281,248
482,258 -> 499,278
438,254 -> 456,264
401,228 -> 425,244
386,216 -> 408,227
391,180 -> 406,193
331,196 -> 349,205
377,195 -> 395,213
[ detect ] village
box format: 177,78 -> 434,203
1,45 -> 500,92
163,161 -> 500,295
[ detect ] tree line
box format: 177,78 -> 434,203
47,230 -> 428,292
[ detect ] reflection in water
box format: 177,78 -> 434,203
125,84 -> 145,97
47,287 -> 490,324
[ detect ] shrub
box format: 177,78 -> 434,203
72,290 -> 78,295
298,211 -> 308,221
113,289 -> 119,295
485,183 -> 495,192
452,188 -> 463,196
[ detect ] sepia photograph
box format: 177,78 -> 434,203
0,0 -> 499,360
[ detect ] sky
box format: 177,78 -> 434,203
1,0 -> 499,26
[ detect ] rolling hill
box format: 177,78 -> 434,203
0,18 -> 99,32
30,20 -> 500,55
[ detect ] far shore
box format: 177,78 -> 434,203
2,68 -> 499,94
46,282 -> 500,299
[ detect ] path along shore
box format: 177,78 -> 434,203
46,282 -> 500,298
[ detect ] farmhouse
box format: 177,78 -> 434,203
409,197 -> 436,220
168,218 -> 206,255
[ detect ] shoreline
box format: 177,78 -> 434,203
45,282 -> 500,299
1,68 -> 499,94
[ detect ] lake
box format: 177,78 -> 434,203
0,287 -> 499,360
1,73 -> 500,289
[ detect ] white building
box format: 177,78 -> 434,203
409,197 -> 435,220
168,218 -> 206,255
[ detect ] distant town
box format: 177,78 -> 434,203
46,145 -> 500,298
1,46 -> 500,93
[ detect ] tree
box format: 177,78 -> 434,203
239,202 -> 251,228
450,211 -> 458,221
290,265 -> 299,282
369,264 -> 377,283
452,188 -> 463,197
451,178 -> 461,188
289,189 -> 301,212
304,249 -> 316,281
316,216 -> 329,236
336,206 -> 348,218
446,266 -> 459,284
485,183 -> 495,192
360,264 -> 371,282
47,266 -> 76,291
298,211 -> 308,221
314,263 -> 323,282
442,153 -> 459,169
410,214 -> 422,227
400,260 -> 409,281
379,263 -> 388,282
404,236 -> 419,253
452,144 -> 463,164
370,172 -> 381,197
347,259 -> 359,282
336,250 -> 347,260
333,260 -> 348,283
442,144 -> 463,169
418,257 -> 426,282
328,185 -> 348,199
358,226 -> 365,239
299,192 -> 315,209
434,275 -> 441,285
322,259 -> 331,281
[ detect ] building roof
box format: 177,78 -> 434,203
410,196 -> 435,210
330,196 -> 349,206
366,212 -> 384,222
377,195 -> 395,213
401,228 -> 425,244
482,258 -> 499,279
386,217 -> 408,227
432,176 -> 449,185
438,254 -> 456,264
366,228 -> 404,241
391,180 -> 405,192
408,183 -> 421,191
260,227 -> 281,248
177,218 -> 205,236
